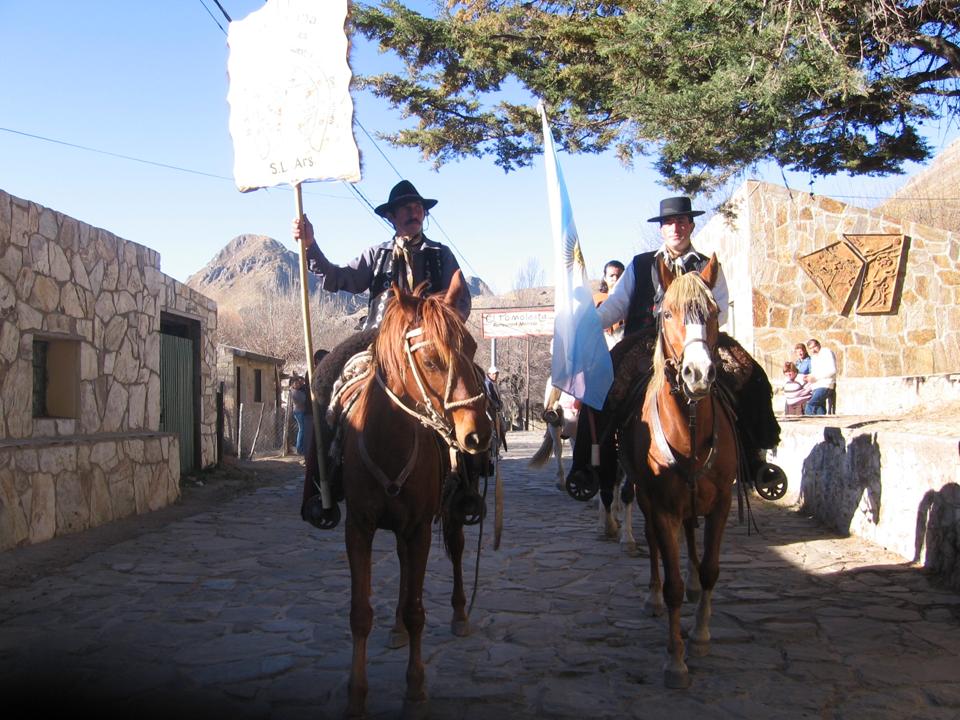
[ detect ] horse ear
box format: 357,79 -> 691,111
656,255 -> 675,292
700,254 -> 720,289
392,282 -> 419,322
443,270 -> 471,321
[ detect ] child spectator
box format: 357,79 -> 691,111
782,361 -> 812,416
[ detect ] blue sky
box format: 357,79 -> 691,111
2,1 -> 957,295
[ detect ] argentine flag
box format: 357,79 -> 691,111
539,103 -> 613,410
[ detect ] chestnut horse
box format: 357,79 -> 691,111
619,255 -> 738,689
340,271 -> 492,718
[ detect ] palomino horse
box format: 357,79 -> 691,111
531,383 -> 637,552
340,271 -> 492,718
618,255 -> 738,689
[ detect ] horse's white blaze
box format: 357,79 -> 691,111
681,323 -> 713,395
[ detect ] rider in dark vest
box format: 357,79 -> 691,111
566,196 -> 782,496
294,180 -> 470,524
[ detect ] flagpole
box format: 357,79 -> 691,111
295,183 -> 338,528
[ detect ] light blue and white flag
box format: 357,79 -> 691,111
539,103 -> 613,410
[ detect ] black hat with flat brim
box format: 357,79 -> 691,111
374,180 -> 438,218
647,196 -> 705,223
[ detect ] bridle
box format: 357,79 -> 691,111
653,306 -> 720,527
376,324 -> 486,454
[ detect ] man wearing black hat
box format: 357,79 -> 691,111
293,180 -> 472,527
293,179 -> 467,330
565,196 -> 782,499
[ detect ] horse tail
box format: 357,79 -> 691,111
529,429 -> 554,468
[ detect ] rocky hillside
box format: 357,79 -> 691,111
187,234 -> 494,319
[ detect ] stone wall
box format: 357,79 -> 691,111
772,419 -> 960,589
697,181 -> 960,413
0,188 -> 217,550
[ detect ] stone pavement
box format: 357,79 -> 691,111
2,431 -> 958,720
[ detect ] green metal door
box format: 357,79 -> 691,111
160,333 -> 195,473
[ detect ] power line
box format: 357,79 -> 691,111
198,0 -> 227,35
0,126 -> 352,201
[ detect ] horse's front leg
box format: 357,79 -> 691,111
652,512 -> 689,689
345,520 -> 375,718
637,495 -> 665,617
689,498 -> 731,657
618,474 -> 637,553
552,426 -> 565,490
388,534 -> 410,649
444,512 -> 470,636
683,517 -> 702,603
399,520 -> 432,718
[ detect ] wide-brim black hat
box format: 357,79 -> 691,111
647,196 -> 705,223
374,180 -> 438,218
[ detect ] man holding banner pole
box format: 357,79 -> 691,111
292,180 -> 472,527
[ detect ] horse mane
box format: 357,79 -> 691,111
373,286 -> 470,385
650,271 -> 718,395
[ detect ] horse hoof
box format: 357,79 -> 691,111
387,628 -> 409,649
401,697 -> 429,720
664,667 -> 691,689
642,599 -> 665,617
451,618 -> 471,637
621,540 -> 637,555
688,640 -> 710,658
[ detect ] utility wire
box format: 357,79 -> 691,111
198,0 -> 227,35
0,127 -> 352,201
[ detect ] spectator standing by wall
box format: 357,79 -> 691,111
782,362 -> 812,416
803,338 -> 837,415
794,342 -> 812,375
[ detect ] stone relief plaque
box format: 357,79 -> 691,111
844,234 -> 909,314
798,241 -> 865,313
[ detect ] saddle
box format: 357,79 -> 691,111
324,349 -> 374,477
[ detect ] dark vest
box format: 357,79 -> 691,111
366,240 -> 444,329
624,250 -> 710,336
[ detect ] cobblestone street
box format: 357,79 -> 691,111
2,431 -> 958,720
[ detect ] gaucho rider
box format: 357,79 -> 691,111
565,196 -> 783,498
294,180 -> 484,526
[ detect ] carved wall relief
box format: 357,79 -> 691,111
845,234 -> 910,314
798,241 -> 864,313
798,234 -> 909,315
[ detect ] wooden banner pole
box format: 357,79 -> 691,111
295,183 -> 334,513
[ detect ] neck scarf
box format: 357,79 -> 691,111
393,234 -> 423,291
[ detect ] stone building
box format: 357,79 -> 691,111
216,345 -> 284,457
0,189 -> 218,550
696,180 -> 960,415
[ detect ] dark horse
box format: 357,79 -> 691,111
339,270 -> 492,719
619,255 -> 738,689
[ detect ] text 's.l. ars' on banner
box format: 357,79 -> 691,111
226,0 -> 361,191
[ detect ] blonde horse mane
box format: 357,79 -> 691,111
649,271 -> 718,396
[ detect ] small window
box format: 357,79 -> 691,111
254,368 -> 263,403
32,336 -> 80,419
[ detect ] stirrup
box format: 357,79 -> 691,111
753,463 -> 787,501
301,496 -> 341,530
565,468 -> 600,502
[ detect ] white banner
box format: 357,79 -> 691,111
480,308 -> 555,339
227,0 -> 361,191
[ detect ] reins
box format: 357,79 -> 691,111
376,325 -> 485,455
655,311 -> 721,529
